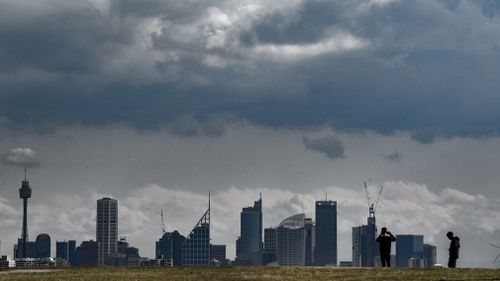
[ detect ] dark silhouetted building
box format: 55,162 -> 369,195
235,196 -> 263,265
76,240 -> 99,266
423,244 -> 437,268
396,235 -> 424,267
18,170 -> 32,259
210,244 -> 227,264
315,200 -> 337,266
304,218 -> 315,266
276,214 -> 306,266
352,216 -> 377,267
181,198 -> 210,266
97,197 -> 118,265
263,227 -> 277,265
156,231 -> 185,266
35,233 -> 51,258
56,240 -> 77,265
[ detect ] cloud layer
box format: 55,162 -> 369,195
1,147 -> 39,168
2,1 -> 500,140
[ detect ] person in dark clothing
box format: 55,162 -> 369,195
376,227 -> 396,267
447,231 -> 460,268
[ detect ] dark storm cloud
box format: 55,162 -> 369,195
303,135 -> 345,160
2,0 -> 500,141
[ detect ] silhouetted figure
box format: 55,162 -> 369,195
447,231 -> 460,268
376,227 -> 396,267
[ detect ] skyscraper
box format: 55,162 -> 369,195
352,213 -> 377,267
181,194 -> 210,266
57,240 -> 77,265
423,244 -> 437,268
156,231 -> 185,266
304,218 -> 315,266
18,169 -> 32,259
396,235 -> 424,267
276,213 -> 306,266
76,240 -> 99,266
263,227 -> 277,265
235,195 -> 262,265
314,200 -> 337,266
96,197 -> 118,265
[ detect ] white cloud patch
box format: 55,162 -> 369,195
253,33 -> 369,61
1,147 -> 40,168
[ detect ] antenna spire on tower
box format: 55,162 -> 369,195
24,167 -> 27,181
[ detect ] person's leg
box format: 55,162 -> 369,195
448,256 -> 456,268
386,256 -> 391,267
381,255 -> 387,267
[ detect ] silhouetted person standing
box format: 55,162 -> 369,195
376,227 -> 396,267
447,231 -> 460,268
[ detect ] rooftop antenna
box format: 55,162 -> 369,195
24,167 -> 27,181
208,190 -> 211,211
161,209 -> 166,234
325,192 -> 328,201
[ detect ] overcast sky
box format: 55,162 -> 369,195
1,0 -> 500,268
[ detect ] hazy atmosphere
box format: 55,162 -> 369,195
1,0 -> 500,268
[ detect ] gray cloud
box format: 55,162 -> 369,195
381,151 -> 403,163
1,147 -> 40,168
303,135 -> 345,159
1,1 -> 500,141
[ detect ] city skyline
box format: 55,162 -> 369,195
1,0 -> 500,269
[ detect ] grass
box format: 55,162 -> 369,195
0,267 -> 499,281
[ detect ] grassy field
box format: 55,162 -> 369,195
0,267 -> 499,281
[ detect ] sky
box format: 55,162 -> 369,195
0,0 -> 500,268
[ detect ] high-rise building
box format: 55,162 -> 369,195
352,221 -> 377,266
35,233 -> 51,258
210,244 -> 227,264
263,227 -> 277,265
18,169 -> 32,259
423,244 -> 437,268
304,218 -> 315,266
235,196 -> 263,265
96,197 -> 118,265
76,240 -> 99,266
181,195 -> 210,266
156,231 -> 185,266
396,235 -> 424,267
314,200 -> 337,266
276,213 -> 306,266
57,240 -> 77,265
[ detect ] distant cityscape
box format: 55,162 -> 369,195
0,172 -> 437,268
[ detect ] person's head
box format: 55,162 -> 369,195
381,227 -> 387,234
447,231 -> 454,240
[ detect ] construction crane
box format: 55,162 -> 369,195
161,209 -> 166,235
364,181 -> 384,218
491,244 -> 500,264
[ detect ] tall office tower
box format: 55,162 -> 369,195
423,244 -> 437,268
181,194 -> 210,266
352,214 -> 378,267
76,240 -> 100,266
18,169 -> 32,259
156,231 -> 185,266
276,213 -> 306,266
235,195 -> 263,265
263,227 -> 277,265
96,197 -> 118,265
396,235 -> 424,267
304,218 -> 315,266
314,200 -> 337,266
